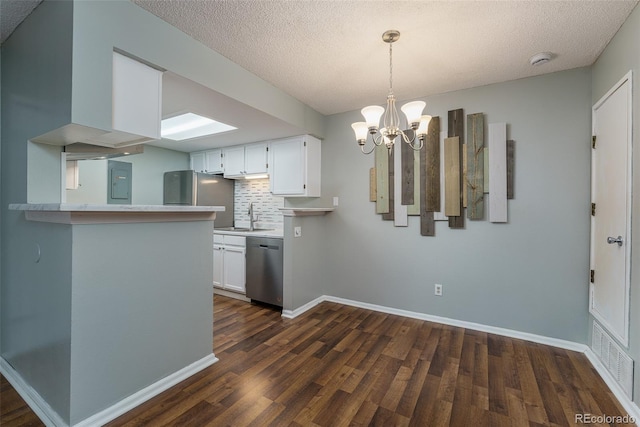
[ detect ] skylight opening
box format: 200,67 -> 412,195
161,113 -> 237,141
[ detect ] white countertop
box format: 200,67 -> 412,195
9,203 -> 225,212
214,228 -> 283,238
10,204 -> 224,224
278,207 -> 335,216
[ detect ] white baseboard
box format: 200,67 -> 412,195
214,287 -> 250,302
74,353 -> 218,427
288,295 -> 586,352
1,353 -> 218,427
281,296 -> 324,319
0,357 -> 67,427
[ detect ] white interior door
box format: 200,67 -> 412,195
590,71 -> 632,346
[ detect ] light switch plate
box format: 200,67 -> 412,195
294,226 -> 302,237
333,197 -> 339,207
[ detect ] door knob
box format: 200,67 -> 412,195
607,236 -> 623,247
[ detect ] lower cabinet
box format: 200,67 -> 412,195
213,234 -> 246,294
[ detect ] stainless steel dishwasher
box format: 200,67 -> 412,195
245,237 -> 283,307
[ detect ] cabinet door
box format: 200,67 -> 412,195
112,52 -> 162,139
223,146 -> 246,176
223,246 -> 246,293
271,138 -> 305,195
245,143 -> 268,174
213,245 -> 224,288
205,149 -> 223,174
190,152 -> 206,172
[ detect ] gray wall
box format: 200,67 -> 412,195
69,221 -> 213,424
305,68 -> 592,343
282,215 -> 330,310
1,1 -> 75,422
65,145 -> 189,205
591,3 -> 640,405
1,29 -> 3,355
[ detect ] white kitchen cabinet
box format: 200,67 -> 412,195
223,142 -> 268,178
213,234 -> 246,294
270,135 -> 321,197
222,146 -> 245,176
112,52 -> 162,141
223,245 -> 246,293
213,244 -> 224,287
190,149 -> 223,174
35,52 -> 163,148
191,152 -> 206,172
245,143 -> 269,174
205,150 -> 223,173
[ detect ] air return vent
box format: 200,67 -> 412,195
592,322 -> 634,398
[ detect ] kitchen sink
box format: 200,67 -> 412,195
215,227 -> 274,232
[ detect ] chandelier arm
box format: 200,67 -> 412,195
357,130 -> 386,155
361,144 -> 377,155
398,128 -> 424,151
371,131 -> 385,147
410,138 -> 424,151
400,128 -> 414,144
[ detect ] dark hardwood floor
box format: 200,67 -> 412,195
0,295 -> 634,426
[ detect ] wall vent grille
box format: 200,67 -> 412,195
592,322 -> 634,398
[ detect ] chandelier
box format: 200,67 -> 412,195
351,30 -> 432,154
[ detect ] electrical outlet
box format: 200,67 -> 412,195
333,196 -> 339,207
294,226 -> 302,237
434,284 -> 443,296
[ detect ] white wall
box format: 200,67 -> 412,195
591,2 -> 640,405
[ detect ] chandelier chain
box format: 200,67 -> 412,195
389,42 -> 393,93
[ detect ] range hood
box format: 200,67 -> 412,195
64,143 -> 144,161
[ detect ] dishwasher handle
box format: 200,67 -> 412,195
258,244 -> 280,250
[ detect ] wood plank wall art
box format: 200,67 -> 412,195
368,109 -> 515,236
447,109 -> 465,229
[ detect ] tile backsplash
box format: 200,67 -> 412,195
234,178 -> 284,228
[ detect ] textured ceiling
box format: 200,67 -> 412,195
133,0 -> 638,115
1,1 -> 637,151
0,0 -> 42,44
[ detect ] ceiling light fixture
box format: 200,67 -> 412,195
161,113 -> 237,141
351,30 -> 431,155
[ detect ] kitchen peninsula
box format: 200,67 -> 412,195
6,203 -> 223,426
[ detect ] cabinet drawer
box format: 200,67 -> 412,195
214,234 -> 225,244
223,235 -> 246,247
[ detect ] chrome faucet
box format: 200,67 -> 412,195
248,202 -> 255,231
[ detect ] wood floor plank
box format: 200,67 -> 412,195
396,358 -> 431,418
3,295 -> 635,427
488,354 -> 510,416
449,372 -> 473,427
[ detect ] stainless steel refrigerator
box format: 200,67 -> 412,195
163,170 -> 234,228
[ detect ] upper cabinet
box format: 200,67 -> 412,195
270,135 -> 321,197
223,142 -> 268,178
111,52 -> 162,141
32,52 -> 162,148
191,149 -> 223,174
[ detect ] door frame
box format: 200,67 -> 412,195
590,70 -> 633,347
